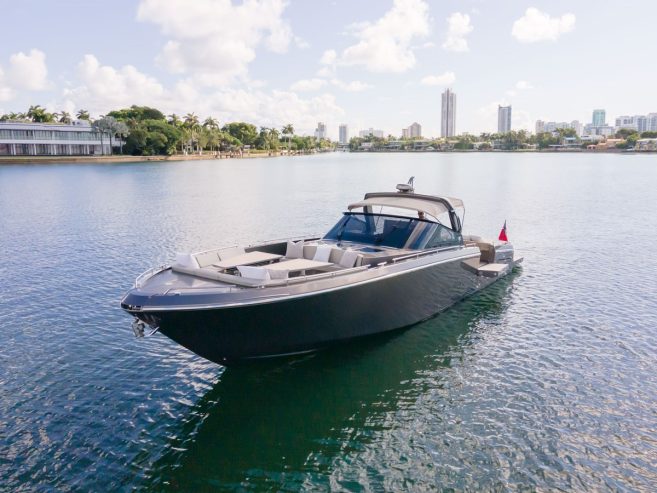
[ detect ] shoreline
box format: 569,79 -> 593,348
0,148 -> 653,165
0,151 -> 311,165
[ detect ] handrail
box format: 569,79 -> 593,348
134,264 -> 168,288
391,245 -> 464,263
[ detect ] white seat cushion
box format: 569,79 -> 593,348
175,252 -> 199,269
237,265 -> 271,281
313,245 -> 332,263
286,240 -> 304,259
195,250 -> 220,268
339,250 -> 359,268
219,246 -> 246,260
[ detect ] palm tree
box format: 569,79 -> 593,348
59,111 -> 72,124
183,113 -> 200,129
167,113 -> 181,127
76,109 -> 90,121
203,117 -> 219,129
282,123 -> 294,153
27,105 -> 54,123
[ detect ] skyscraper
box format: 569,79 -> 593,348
314,122 -> 326,140
592,109 -> 606,127
338,124 -> 349,144
497,105 -> 512,133
441,89 -> 456,138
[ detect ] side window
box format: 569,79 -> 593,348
426,224 -> 462,248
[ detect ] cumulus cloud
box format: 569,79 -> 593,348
515,80 -> 533,90
420,71 -> 456,86
512,8 -> 575,43
0,49 -> 50,99
330,79 -> 371,92
63,54 -> 165,113
137,0 -> 293,85
337,0 -> 430,73
442,13 -> 473,52
290,78 -> 327,92
55,55 -> 344,135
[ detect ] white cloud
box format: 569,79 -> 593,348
63,55 -> 166,114
420,71 -> 456,86
320,49 -> 337,65
338,0 -> 430,73
515,80 -> 533,90
330,79 -> 371,92
137,0 -> 293,85
290,78 -> 327,92
0,67 -> 13,102
56,55 -> 344,135
512,8 -> 575,43
0,48 -> 50,101
442,13 -> 473,52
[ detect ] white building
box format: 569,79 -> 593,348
338,124 -> 349,144
647,113 -> 657,132
571,120 -> 583,136
497,105 -> 512,133
615,115 -> 638,130
535,120 -> 545,134
441,89 -> 456,138
0,120 -> 113,156
358,128 -> 384,138
402,122 -> 422,139
314,122 -> 326,140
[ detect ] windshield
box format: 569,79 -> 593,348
323,213 -> 462,250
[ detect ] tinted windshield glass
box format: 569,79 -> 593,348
323,213 -> 462,249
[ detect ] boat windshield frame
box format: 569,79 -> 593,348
323,212 -> 463,250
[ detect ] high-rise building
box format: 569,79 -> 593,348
635,115 -> 648,133
402,122 -> 421,139
338,124 -> 349,144
314,122 -> 326,140
535,120 -> 545,134
592,109 -> 606,126
497,105 -> 512,133
571,120 -> 583,136
441,89 -> 456,138
647,113 -> 657,132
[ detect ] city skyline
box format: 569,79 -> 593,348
0,1 -> 655,138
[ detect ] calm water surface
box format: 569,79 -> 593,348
1,153 -> 656,491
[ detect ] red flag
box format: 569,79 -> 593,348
498,221 -> 508,242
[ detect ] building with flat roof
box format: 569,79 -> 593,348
0,120 -> 113,156
402,122 -> 422,139
314,122 -> 326,140
592,109 -> 606,127
497,105 -> 512,133
441,89 -> 456,138
338,124 -> 348,144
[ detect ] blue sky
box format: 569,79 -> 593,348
0,0 -> 654,138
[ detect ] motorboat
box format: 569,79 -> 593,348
121,179 -> 522,364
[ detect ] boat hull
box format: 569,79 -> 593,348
127,256 -> 514,364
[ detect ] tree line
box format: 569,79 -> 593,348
349,127 -> 657,151
0,105 -> 334,156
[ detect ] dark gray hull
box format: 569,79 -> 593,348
124,254 -> 513,364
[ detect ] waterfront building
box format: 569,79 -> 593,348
535,120 -> 545,134
441,89 -> 456,138
592,109 -> 606,127
615,115 -> 638,130
358,128 -> 384,138
402,122 -> 422,139
635,115 -> 648,133
571,120 -> 583,136
0,120 -> 113,156
497,105 -> 512,133
314,122 -> 326,140
338,124 -> 349,145
647,113 -> 657,132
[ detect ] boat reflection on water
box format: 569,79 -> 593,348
142,273 -> 519,490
